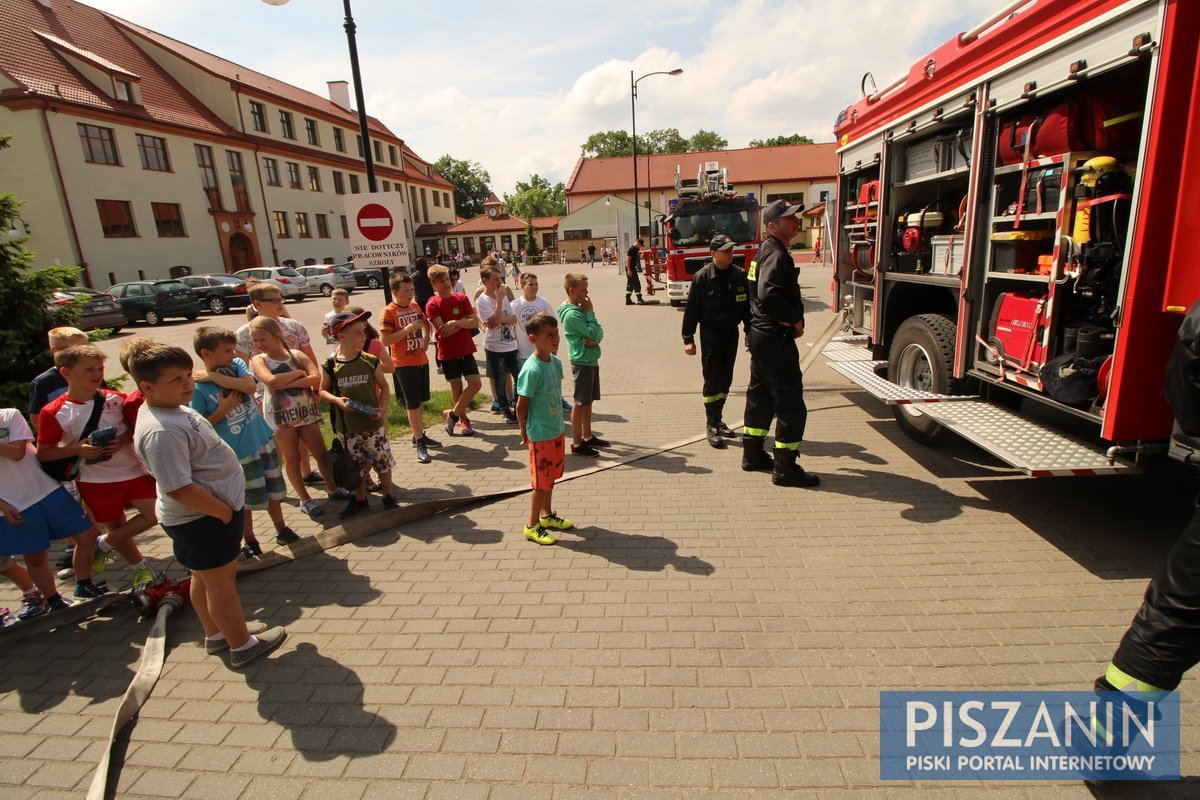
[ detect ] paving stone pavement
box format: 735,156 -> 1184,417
3,261 -> 1199,798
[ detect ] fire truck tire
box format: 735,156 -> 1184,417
670,299 -> 684,307
888,313 -> 960,444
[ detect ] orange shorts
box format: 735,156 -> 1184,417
77,474 -> 157,525
528,435 -> 565,491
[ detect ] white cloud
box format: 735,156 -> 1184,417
84,0 -> 999,195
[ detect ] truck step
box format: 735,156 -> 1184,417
828,360 -> 979,405
821,340 -> 876,362
831,334 -> 868,344
915,401 -> 1138,476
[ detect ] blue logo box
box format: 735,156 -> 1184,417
880,691 -> 1180,781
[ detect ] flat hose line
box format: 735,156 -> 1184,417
83,310 -> 854,798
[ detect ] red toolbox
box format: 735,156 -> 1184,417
988,292 -> 1048,370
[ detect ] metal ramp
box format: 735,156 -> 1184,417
821,340 -> 877,362
916,401 -> 1137,476
827,360 -> 979,406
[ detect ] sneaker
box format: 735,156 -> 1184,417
241,539 -> 264,559
274,527 -> 300,545
301,499 -> 325,517
584,435 -> 610,448
229,626 -> 288,668
56,564 -> 76,580
571,442 -> 600,458
302,470 -> 324,485
131,565 -> 155,591
419,434 -> 442,448
416,442 -> 431,464
45,594 -> 72,612
561,399 -> 573,412
339,498 -> 368,520
16,593 -> 45,621
330,487 -> 355,501
490,401 -> 502,414
74,581 -> 107,599
523,524 -> 558,546
539,512 -> 574,531
444,410 -> 458,437
502,412 -> 518,424
91,546 -> 119,576
55,549 -> 75,576
382,495 -> 397,510
205,621 -> 268,654
460,422 -> 477,436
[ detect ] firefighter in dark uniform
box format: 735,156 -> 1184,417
625,239 -> 646,304
743,199 -> 819,487
682,234 -> 750,449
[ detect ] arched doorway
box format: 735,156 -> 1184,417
229,233 -> 255,270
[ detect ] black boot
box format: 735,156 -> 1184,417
712,399 -> 736,437
625,295 -> 634,305
741,436 -> 772,471
772,448 -> 820,487
704,404 -> 725,448
636,294 -> 646,304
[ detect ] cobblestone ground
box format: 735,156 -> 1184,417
3,261 -> 1198,798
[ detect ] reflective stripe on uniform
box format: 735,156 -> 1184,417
1105,662 -> 1170,700
743,426 -> 770,438
773,440 -> 801,451
703,392 -> 727,404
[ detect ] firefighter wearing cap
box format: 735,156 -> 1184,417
682,234 -> 751,448
625,239 -> 646,304
742,199 -> 820,487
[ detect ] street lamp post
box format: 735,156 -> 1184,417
262,0 -> 388,302
630,68 -> 682,248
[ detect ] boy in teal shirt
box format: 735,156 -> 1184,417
516,313 -> 574,545
557,273 -> 608,458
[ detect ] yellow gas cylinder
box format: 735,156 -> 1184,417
1072,156 -> 1121,244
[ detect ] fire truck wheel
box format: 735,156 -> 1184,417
888,313 -> 960,443
670,300 -> 684,307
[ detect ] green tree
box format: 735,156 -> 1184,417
524,218 -> 540,259
687,129 -> 728,152
748,133 -> 815,147
433,155 -> 492,218
504,174 -> 567,219
0,136 -> 82,409
643,128 -> 688,154
581,130 -> 635,158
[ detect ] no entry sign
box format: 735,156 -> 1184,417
356,203 -> 393,242
344,193 -> 410,271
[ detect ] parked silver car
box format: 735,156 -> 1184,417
233,266 -> 309,301
297,264 -> 356,296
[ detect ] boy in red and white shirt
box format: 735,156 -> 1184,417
36,344 -> 155,596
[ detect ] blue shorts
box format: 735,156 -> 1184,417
0,487 -> 93,556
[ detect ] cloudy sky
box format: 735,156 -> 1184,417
86,0 -> 1001,195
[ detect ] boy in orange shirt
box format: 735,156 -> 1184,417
381,271 -> 441,463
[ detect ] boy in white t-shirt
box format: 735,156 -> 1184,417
513,273 -> 570,412
475,264 -> 520,424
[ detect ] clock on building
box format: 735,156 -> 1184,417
486,207 -> 498,218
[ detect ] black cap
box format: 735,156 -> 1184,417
329,310 -> 371,336
762,199 -> 804,224
709,234 -> 736,252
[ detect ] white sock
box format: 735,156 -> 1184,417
231,635 -> 260,652
205,632 -> 226,643
129,560 -> 146,570
96,535 -> 112,553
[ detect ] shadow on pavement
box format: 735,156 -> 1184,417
6,608 -> 142,713
240,549 -> 382,629
557,526 -> 715,575
1088,777 -> 1200,799
969,471 -> 1195,580
825,466 -> 996,523
804,438 -> 889,465
400,511 -> 506,547
245,642 -> 396,761
441,441 -> 525,472
614,449 -> 713,476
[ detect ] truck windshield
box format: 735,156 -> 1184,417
669,202 -> 758,247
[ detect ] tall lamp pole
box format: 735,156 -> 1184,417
630,68 -> 682,246
262,0 -> 388,302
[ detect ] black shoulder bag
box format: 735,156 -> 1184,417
39,392 -> 105,482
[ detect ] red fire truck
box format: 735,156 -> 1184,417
662,162 -> 761,305
829,0 -> 1200,475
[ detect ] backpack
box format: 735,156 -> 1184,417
320,356 -> 364,491
39,392 -> 105,482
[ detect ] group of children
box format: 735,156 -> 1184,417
0,264 -> 611,666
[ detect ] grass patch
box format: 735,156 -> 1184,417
321,388 -> 489,446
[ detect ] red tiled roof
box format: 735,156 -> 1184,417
0,0 -> 233,135
401,145 -> 452,189
109,13 -> 402,140
415,222 -> 454,237
448,213 -> 560,234
566,143 -> 839,194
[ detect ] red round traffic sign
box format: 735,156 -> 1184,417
356,203 -> 393,242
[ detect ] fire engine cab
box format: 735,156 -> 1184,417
829,0 -> 1200,476
662,162 -> 761,305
